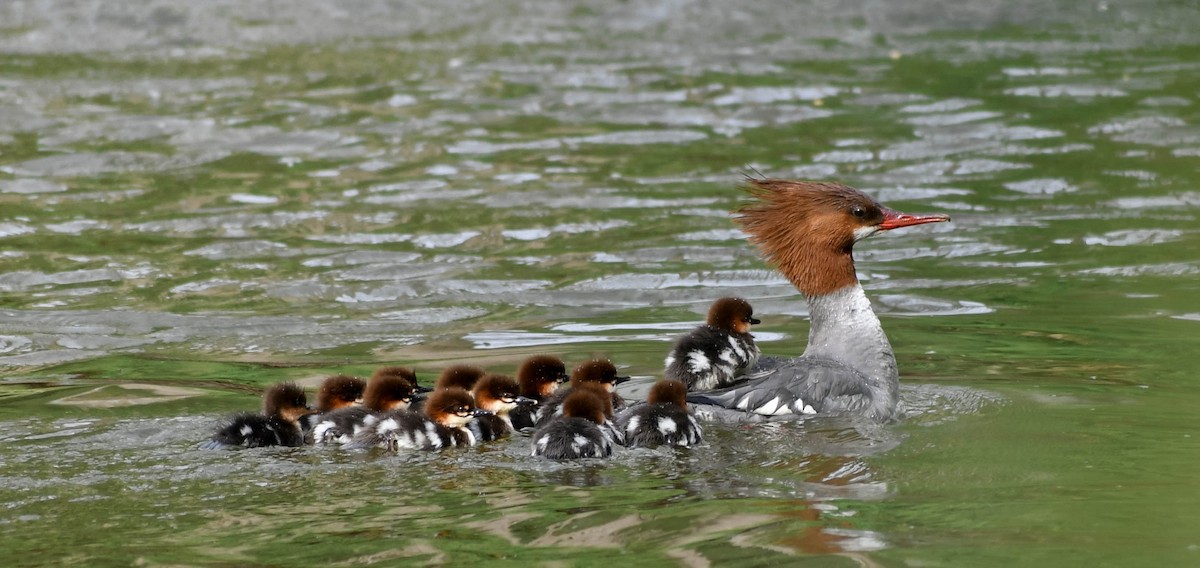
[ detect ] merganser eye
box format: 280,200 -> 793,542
851,206 -> 866,218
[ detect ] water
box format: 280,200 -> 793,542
2,1 -> 1199,565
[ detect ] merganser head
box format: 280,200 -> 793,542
373,365 -> 432,393
647,379 -> 689,410
435,365 -> 486,394
736,178 -> 950,296
573,382 -> 615,419
263,382 -> 313,424
570,359 -> 631,393
517,355 -> 570,400
424,387 -> 488,429
560,389 -> 609,425
316,374 -> 366,412
472,374 -> 533,415
364,367 -> 420,411
706,297 -> 760,335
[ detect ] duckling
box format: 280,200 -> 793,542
346,387 -> 490,451
510,355 -> 570,431
664,297 -> 760,391
375,365 -> 434,394
535,358 -> 630,428
469,374 -> 535,442
315,374 -> 366,412
202,382 -> 313,449
616,379 -> 703,448
311,367 -> 421,445
435,364 -> 486,392
531,389 -> 615,459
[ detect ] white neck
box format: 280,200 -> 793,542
803,284 -> 899,413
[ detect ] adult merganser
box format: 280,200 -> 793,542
202,382 -> 314,449
510,355 -> 570,431
346,387 -> 490,451
616,379 -> 703,449
311,367 -> 421,445
664,297 -> 761,391
688,178 -> 949,423
534,359 -> 630,428
469,373 -> 534,442
531,389 -> 615,460
315,374 -> 366,412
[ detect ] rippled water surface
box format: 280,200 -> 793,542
2,1 -> 1199,566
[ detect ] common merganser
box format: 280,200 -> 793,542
664,297 -> 761,391
345,387 -> 490,451
531,389 -> 615,460
534,359 -> 630,428
688,178 -> 949,423
202,382 -> 314,449
315,374 -> 366,412
616,379 -> 703,448
311,367 -> 421,445
510,355 -> 569,431
468,373 -> 534,442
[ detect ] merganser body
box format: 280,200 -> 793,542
202,382 -> 313,449
689,179 -> 949,423
531,389 -> 615,460
664,297 -> 761,391
616,379 -> 703,448
510,355 -> 569,431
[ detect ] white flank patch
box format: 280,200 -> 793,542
657,417 -> 677,435
687,350 -> 711,372
727,335 -> 746,359
379,418 -> 400,433
412,430 -> 427,448
625,416 -> 640,435
717,348 -> 737,365
755,397 -> 794,416
462,428 -> 477,446
239,425 -> 253,436
664,355 -> 675,367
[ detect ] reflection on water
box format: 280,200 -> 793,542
2,0 -> 1200,565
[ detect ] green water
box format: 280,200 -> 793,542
2,1 -> 1198,566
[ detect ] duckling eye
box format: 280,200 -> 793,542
851,206 -> 866,219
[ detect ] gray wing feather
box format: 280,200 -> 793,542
691,356 -> 870,418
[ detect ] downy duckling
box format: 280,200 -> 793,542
469,373 -> 534,442
315,374 -> 366,412
616,379 -> 703,448
311,367 -> 421,445
346,387 -> 490,451
510,355 -> 569,431
531,389 -> 615,459
535,358 -> 630,427
664,297 -> 760,391
203,382 -> 313,449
